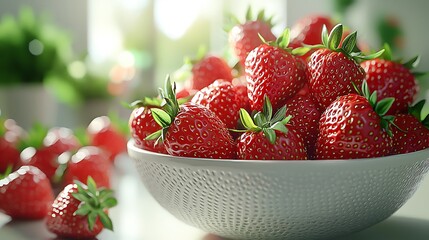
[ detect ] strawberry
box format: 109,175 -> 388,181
360,45 -> 420,114
191,80 -> 243,129
43,127 -> 80,155
290,15 -> 335,47
129,97 -> 168,154
46,177 -> 117,239
186,54 -> 233,91
285,94 -> 321,159
316,81 -> 395,159
245,29 -> 307,112
391,100 -> 429,154
147,77 -> 235,159
63,146 -> 111,188
289,15 -> 335,60
0,118 -> 22,172
236,96 -> 307,160
0,166 -> 54,219
306,24 -> 384,111
87,115 -> 128,161
233,83 -> 251,112
228,8 -> 276,67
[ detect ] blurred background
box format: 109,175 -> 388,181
0,0 -> 428,130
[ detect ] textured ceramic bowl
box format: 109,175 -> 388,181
127,140 -> 429,240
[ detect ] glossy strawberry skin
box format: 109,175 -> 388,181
20,147 -> 59,181
245,44 -> 306,112
191,80 -> 241,129
285,94 -> 321,159
129,107 -> 168,154
229,20 -> 276,67
316,94 -> 393,159
88,116 -> 127,161
46,184 -> 104,239
391,114 -> 429,154
164,102 -> 235,159
43,127 -> 80,155
190,56 -> 233,90
233,84 -> 251,112
237,128 -> 307,160
307,49 -> 365,110
63,146 -> 111,188
361,59 -> 418,114
0,166 -> 54,219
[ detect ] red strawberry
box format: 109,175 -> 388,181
87,115 -> 128,161
236,96 -> 307,160
147,77 -> 235,159
191,80 -> 243,129
0,166 -> 54,219
129,98 -> 168,154
43,127 -> 80,155
285,94 -> 321,159
245,29 -> 307,112
46,177 -> 117,239
228,8 -> 276,67
233,83 -> 251,112
63,146 -> 111,188
316,81 -> 394,159
0,118 -> 22,172
391,100 -> 429,154
360,46 -> 419,114
306,24 -> 384,110
189,55 -> 233,91
21,147 -> 59,180
290,15 -> 335,47
289,15 -> 335,60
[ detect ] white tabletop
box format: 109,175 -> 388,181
1,154 -> 429,240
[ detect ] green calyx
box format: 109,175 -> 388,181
0,165 -> 13,180
225,6 -> 274,32
0,117 -> 5,137
260,28 -> 291,50
381,43 -> 427,78
18,122 -> 49,152
237,96 -> 292,144
293,24 -> 385,61
145,75 -> 179,143
71,177 -> 118,232
408,100 -> 429,130
354,81 -> 395,136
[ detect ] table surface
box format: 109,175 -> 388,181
1,154 -> 429,240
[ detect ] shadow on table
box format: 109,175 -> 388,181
201,216 -> 429,240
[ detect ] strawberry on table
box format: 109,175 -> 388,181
391,100 -> 429,154
245,29 -> 307,112
236,96 -> 307,160
129,97 -> 168,154
316,81 -> 395,159
62,146 -> 111,188
147,76 -> 236,159
306,24 -> 384,111
360,44 -> 420,114
0,118 -> 22,172
87,115 -> 128,162
228,7 -> 276,67
0,166 -> 54,219
20,124 -> 70,181
46,177 -> 117,239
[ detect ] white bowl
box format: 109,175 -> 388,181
127,140 -> 429,240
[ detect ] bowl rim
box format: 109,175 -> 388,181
127,140 -> 429,167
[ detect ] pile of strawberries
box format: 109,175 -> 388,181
130,10 -> 429,160
0,115 -> 127,238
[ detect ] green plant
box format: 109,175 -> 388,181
0,7 -> 71,85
